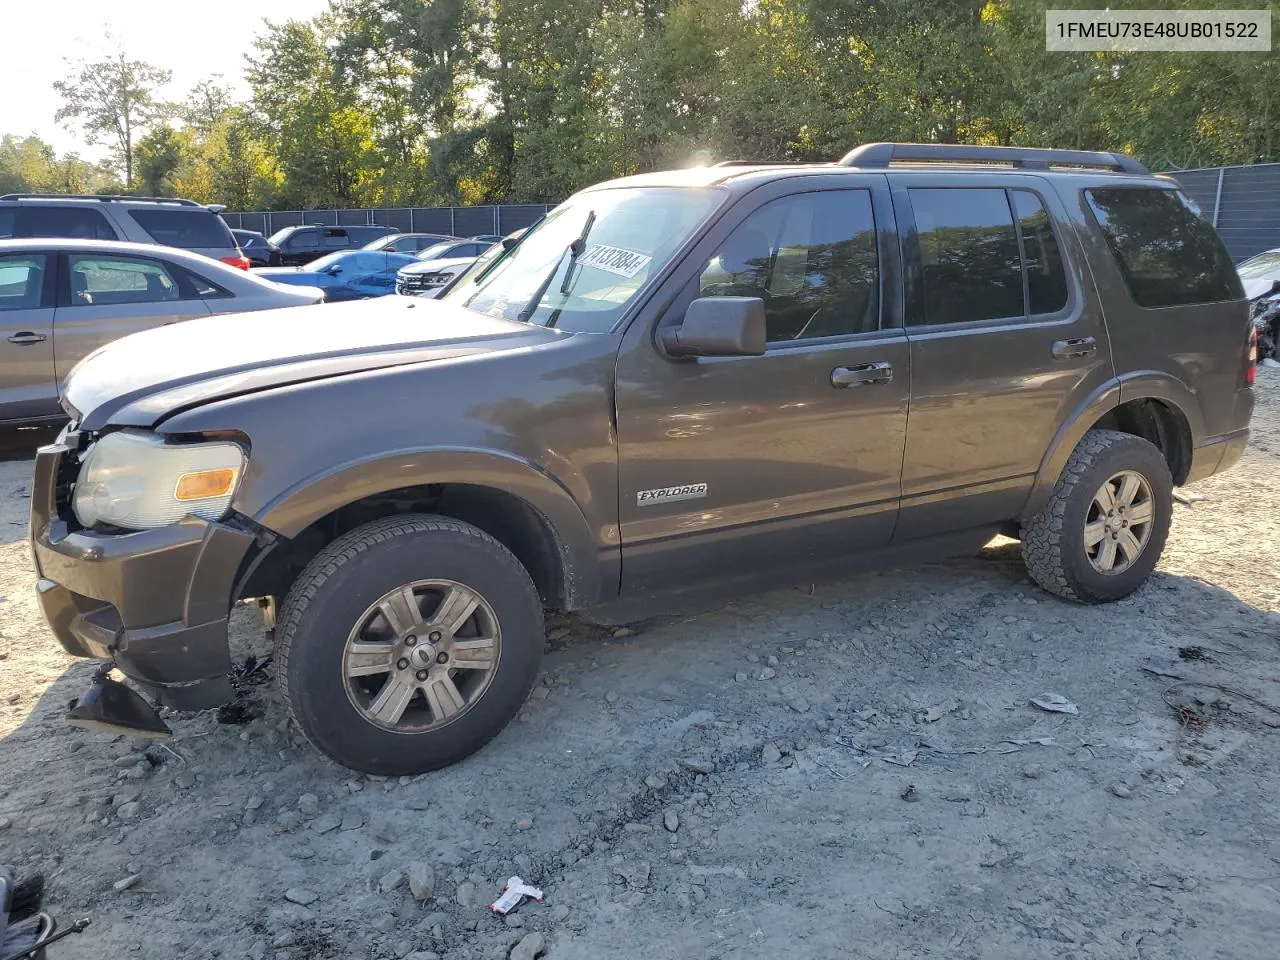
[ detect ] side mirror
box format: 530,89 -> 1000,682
502,236 -> 520,250
660,297 -> 767,358
325,264 -> 343,275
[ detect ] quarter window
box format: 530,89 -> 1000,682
68,255 -> 181,306
908,188 -> 1023,325
1012,191 -> 1069,315
0,254 -> 47,311
1086,187 -> 1240,307
698,190 -> 880,341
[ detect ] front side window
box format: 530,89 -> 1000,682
129,209 -> 233,248
909,188 -> 1024,325
444,186 -> 725,332
278,230 -> 318,251
0,254 -> 47,311
16,205 -> 117,241
1086,187 -> 1241,307
697,189 -> 880,341
68,255 -> 181,306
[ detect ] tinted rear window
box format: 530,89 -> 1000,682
129,209 -> 233,249
1086,188 -> 1241,307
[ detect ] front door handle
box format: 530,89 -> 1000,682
831,362 -> 893,388
1052,336 -> 1097,360
7,332 -> 47,345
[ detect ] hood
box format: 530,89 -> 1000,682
65,296 -> 563,430
399,255 -> 478,276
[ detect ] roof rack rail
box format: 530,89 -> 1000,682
0,193 -> 203,206
711,160 -> 809,167
837,142 -> 1149,175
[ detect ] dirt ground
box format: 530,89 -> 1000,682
2,374 -> 1278,960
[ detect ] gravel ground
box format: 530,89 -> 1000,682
1,375 -> 1278,960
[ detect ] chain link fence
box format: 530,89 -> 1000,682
220,203 -> 556,240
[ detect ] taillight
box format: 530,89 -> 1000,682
1245,325 -> 1257,386
220,255 -> 252,271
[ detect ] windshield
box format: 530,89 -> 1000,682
418,241 -> 461,261
1238,251 -> 1280,281
441,186 -> 725,332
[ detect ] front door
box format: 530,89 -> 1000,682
615,176 -> 909,593
0,252 -> 58,422
53,252 -> 212,385
889,175 -> 1113,539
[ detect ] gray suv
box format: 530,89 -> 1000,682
0,194 -> 245,268
29,144 -> 1254,776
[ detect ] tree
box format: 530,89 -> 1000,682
53,51 -> 172,189
183,78 -> 235,138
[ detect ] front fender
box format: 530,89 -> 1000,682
252,447 -> 604,607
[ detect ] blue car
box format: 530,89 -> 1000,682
255,250 -> 418,302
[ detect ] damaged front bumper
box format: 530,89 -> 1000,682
29,438 -> 256,710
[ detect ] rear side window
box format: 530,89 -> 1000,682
908,188 -> 1024,325
129,209 -> 233,249
698,189 -> 880,341
321,229 -> 350,249
0,254 -> 48,311
14,205 -> 117,240
1086,188 -> 1240,307
1012,191 -> 1069,315
68,255 -> 181,306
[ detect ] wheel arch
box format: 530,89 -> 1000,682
247,448 -> 605,610
1022,376 -> 1200,522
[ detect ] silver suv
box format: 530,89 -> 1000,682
0,194 -> 246,269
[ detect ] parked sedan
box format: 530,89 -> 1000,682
363,232 -> 459,254
232,228 -> 282,267
1238,247 -> 1280,301
0,238 -> 322,425
255,250 -> 418,302
415,239 -> 497,262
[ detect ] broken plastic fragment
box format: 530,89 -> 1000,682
490,876 -> 544,914
1030,693 -> 1079,715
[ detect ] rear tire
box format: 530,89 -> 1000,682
276,514 -> 542,775
1021,429 -> 1172,603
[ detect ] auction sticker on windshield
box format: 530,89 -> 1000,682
578,245 -> 652,279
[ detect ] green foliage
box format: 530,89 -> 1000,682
53,51 -> 173,188
16,0 -> 1280,208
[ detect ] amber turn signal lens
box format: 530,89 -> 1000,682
175,467 -> 238,501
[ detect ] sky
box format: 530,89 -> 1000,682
0,0 -> 329,157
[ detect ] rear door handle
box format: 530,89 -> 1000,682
1052,337 -> 1097,360
831,362 -> 893,388
6,332 -> 47,345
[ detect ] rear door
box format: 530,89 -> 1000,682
0,252 -> 59,422
53,252 -> 212,383
890,174 -> 1112,539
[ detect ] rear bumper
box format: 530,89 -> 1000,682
1186,426 -> 1250,484
30,439 -> 256,710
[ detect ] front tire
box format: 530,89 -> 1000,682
276,515 -> 542,775
1021,429 -> 1173,603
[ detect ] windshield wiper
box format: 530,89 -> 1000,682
516,211 -> 595,324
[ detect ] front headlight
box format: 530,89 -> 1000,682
73,429 -> 245,530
